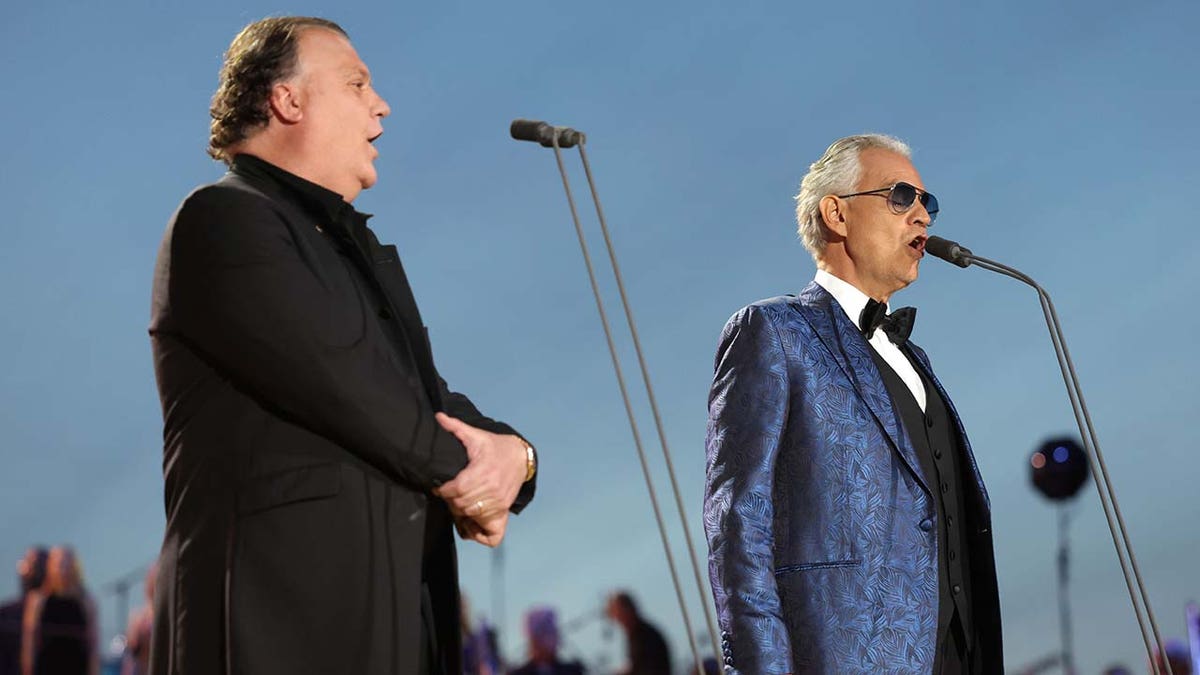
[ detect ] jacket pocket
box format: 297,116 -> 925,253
773,559 -> 862,576
236,463 -> 342,515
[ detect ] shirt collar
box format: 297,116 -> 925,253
813,269 -> 888,330
230,154 -> 371,227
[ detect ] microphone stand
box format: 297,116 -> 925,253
511,120 -> 722,674
928,237 -> 1173,675
101,563 -> 149,643
1056,504 -> 1075,675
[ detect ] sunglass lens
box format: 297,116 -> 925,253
921,191 -> 939,222
889,183 -> 918,211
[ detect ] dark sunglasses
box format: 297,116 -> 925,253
837,181 -> 939,222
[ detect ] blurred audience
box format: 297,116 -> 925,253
119,562 -> 156,675
509,606 -> 584,675
0,548 -> 48,675
6,545 -> 1199,675
21,546 -> 98,675
1153,639 -> 1193,675
605,592 -> 671,675
462,595 -> 503,675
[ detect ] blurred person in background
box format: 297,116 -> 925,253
0,548 -> 48,675
461,595 -> 501,675
20,546 -> 98,675
120,562 -> 156,675
1152,639 -> 1193,675
509,606 -> 584,675
605,592 -> 670,675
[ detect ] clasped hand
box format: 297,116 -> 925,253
432,412 -> 527,548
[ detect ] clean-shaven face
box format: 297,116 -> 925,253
839,147 -> 933,298
291,29 -> 391,200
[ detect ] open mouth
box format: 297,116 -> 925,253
908,234 -> 928,254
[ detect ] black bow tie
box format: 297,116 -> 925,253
860,299 -> 916,345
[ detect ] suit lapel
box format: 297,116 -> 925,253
794,283 -> 931,496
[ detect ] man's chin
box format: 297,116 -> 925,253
360,170 -> 378,191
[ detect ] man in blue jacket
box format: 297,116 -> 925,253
703,134 -> 1002,674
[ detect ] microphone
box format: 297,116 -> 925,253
925,234 -> 1175,674
925,235 -> 973,268
510,119 -> 585,148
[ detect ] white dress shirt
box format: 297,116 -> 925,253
814,269 -> 927,412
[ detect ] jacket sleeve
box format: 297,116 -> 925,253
161,185 -> 467,488
703,305 -> 793,675
436,375 -> 536,513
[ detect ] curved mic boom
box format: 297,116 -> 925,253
925,235 -> 1175,675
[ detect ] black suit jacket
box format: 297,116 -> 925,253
148,157 -> 534,675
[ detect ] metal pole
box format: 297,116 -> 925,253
1057,506 -> 1075,675
548,136 -> 706,674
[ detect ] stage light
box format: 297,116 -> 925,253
1030,437 -> 1089,502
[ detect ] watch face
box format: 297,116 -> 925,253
525,444 -> 537,481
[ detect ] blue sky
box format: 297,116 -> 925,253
2,0 -> 1198,671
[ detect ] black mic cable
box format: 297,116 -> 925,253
510,119 -> 722,674
925,235 -> 1173,675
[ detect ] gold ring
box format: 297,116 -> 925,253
475,499 -> 485,515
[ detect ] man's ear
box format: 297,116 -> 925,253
819,195 -> 848,238
268,81 -> 303,124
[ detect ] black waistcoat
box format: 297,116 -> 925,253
867,345 -> 977,657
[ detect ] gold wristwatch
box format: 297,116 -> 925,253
522,440 -> 537,482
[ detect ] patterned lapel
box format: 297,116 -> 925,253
794,282 -> 931,496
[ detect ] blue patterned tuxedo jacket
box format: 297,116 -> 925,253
703,283 -> 1001,674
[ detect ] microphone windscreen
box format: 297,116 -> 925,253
926,235 -> 972,268
510,119 -> 552,144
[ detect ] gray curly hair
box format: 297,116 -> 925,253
794,134 -> 911,260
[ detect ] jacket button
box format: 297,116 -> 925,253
725,656 -> 734,665
933,448 -> 943,460
919,518 -> 933,532
953,584 -> 962,595
926,418 -> 934,428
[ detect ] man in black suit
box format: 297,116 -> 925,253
148,16 -> 537,675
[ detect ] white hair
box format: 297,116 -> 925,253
794,133 -> 911,260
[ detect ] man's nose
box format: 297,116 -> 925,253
374,91 -> 391,119
910,202 -> 931,227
